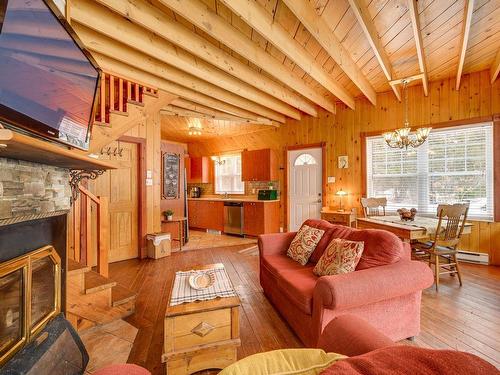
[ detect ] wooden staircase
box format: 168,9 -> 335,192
67,259 -> 137,332
88,71 -> 176,154
67,73 -> 175,331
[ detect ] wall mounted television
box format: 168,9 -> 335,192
0,0 -> 101,151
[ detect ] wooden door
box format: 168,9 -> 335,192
92,141 -> 139,263
288,148 -> 323,231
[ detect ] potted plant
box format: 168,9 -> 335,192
164,209 -> 174,221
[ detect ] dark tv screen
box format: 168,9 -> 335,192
0,0 -> 100,150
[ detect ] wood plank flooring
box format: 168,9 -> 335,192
109,245 -> 500,374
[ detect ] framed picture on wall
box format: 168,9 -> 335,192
162,153 -> 180,199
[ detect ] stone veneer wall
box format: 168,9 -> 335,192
0,158 -> 71,221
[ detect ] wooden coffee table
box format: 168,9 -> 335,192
162,264 -> 241,374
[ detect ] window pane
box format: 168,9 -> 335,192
214,155 -> 244,194
367,123 -> 493,219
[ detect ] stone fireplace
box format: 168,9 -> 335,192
0,158 -> 87,373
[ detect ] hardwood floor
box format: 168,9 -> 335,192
109,245 -> 500,374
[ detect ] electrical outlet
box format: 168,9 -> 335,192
146,178 -> 153,186
327,176 -> 336,183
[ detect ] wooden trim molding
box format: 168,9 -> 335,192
119,135 -> 148,258
284,142 -> 326,232
494,114 -> 500,222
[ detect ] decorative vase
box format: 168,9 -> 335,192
167,215 -> 173,221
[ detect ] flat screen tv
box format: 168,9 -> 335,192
0,0 -> 100,151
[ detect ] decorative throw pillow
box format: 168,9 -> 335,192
287,225 -> 325,265
313,238 -> 364,276
219,349 -> 345,375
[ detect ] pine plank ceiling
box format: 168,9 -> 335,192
24,0 -> 500,142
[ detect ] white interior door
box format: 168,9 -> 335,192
288,147 -> 323,231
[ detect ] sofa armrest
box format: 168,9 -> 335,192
314,260 -> 433,311
258,232 -> 296,257
317,314 -> 394,356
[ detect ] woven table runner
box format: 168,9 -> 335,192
170,266 -> 237,306
375,215 -> 442,235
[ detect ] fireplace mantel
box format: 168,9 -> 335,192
0,129 -> 114,170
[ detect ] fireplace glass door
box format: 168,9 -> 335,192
0,246 -> 60,366
0,260 -> 28,366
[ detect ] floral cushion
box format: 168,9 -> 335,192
313,238 -> 364,276
287,225 -> 325,265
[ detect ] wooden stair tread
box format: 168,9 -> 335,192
84,271 -> 117,294
112,284 -> 137,307
68,259 -> 91,275
93,121 -> 109,127
127,99 -> 145,107
109,109 -> 129,117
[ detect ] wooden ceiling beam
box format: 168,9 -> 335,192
161,105 -> 278,127
91,53 -> 273,123
456,0 -> 475,90
86,0 -> 321,116
70,0 -> 301,120
408,0 -> 429,96
171,99 -> 256,122
210,0 -> 355,109
150,0 -> 336,113
491,49 -> 500,84
74,25 -> 286,123
346,0 -> 400,101
282,0 -> 376,105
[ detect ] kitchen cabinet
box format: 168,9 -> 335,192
243,201 -> 280,236
186,156 -> 211,183
241,149 -> 278,181
188,200 -> 224,231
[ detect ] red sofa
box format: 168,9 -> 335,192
258,219 -> 434,347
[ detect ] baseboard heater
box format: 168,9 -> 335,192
457,250 -> 489,265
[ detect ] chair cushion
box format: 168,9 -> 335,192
287,224 -> 325,265
321,346 -> 499,375
219,349 -> 344,375
278,267 -> 317,315
346,229 -> 403,270
313,239 -> 364,276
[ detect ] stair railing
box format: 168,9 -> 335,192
94,71 -> 158,125
70,186 -> 109,277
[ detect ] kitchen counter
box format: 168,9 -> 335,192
188,196 -> 280,203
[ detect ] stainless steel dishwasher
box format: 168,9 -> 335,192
224,201 -> 244,235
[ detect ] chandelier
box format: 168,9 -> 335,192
382,80 -> 431,149
211,155 -> 225,165
188,119 -> 202,136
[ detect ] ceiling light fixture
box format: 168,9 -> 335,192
382,80 -> 431,149
188,119 -> 202,136
211,155 -> 225,165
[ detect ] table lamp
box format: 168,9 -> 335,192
335,189 -> 348,211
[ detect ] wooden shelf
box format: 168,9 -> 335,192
0,129 -> 115,170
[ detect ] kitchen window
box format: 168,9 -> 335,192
366,122 -> 494,220
214,154 -> 245,194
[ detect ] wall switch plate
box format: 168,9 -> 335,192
146,178 -> 153,186
146,170 -> 153,179
327,176 -> 336,183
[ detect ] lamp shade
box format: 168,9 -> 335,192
335,189 -> 348,196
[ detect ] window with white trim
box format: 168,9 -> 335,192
366,123 -> 494,219
214,154 -> 244,194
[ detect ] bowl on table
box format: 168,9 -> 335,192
397,208 -> 417,221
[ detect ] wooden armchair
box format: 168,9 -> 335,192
361,197 -> 387,217
412,204 -> 469,291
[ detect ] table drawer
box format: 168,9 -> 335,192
321,213 -> 347,223
165,308 -> 232,352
